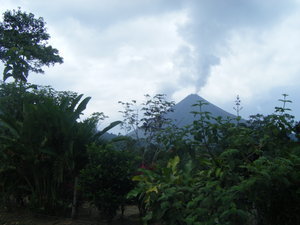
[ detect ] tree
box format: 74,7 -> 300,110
0,83 -> 120,216
0,85 -> 91,214
119,94 -> 175,164
118,99 -> 141,138
119,94 -> 175,140
0,8 -> 63,82
233,95 -> 243,117
141,94 -> 175,140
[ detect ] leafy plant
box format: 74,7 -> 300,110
129,156 -> 196,225
79,144 -> 138,220
0,83 -> 115,216
119,94 -> 176,165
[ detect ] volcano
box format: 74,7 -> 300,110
126,94 -> 237,139
167,94 -> 237,128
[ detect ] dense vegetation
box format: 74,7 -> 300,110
128,98 -> 300,225
0,82 -> 128,217
1,8 -> 300,225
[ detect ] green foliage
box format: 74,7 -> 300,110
118,99 -> 141,137
0,82 -> 108,215
79,144 -> 138,220
233,95 -> 243,118
119,94 -> 175,165
130,96 -> 300,225
141,94 -> 175,139
0,8 -> 63,82
129,156 -> 196,225
1,84 -> 299,225
275,93 -> 292,114
119,94 -> 175,139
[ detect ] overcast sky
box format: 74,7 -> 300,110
1,0 -> 300,130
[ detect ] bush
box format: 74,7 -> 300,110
79,144 -> 137,220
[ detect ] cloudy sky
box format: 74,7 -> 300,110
1,0 -> 300,130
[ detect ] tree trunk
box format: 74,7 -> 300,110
71,176 -> 78,219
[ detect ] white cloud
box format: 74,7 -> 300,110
200,9 -> 300,117
24,10 -> 187,124
160,0 -> 300,118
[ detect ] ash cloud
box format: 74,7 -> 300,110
173,0 -> 297,94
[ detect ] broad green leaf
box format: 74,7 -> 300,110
167,156 -> 180,174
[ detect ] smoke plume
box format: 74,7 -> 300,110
174,0 -> 296,93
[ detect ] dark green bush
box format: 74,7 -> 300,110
79,144 -> 137,220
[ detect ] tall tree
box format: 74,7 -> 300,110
0,8 -> 63,82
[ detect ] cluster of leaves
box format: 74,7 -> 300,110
119,94 -> 175,165
79,143 -> 139,220
129,156 -> 196,224
129,98 -> 300,225
141,94 -> 175,139
0,8 -> 63,82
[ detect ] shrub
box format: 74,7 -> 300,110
79,144 -> 137,220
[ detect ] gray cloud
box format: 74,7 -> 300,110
23,0 -> 183,30
173,0 -> 297,93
